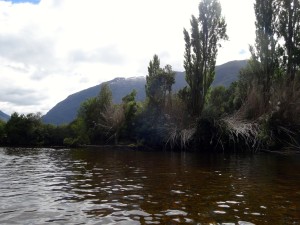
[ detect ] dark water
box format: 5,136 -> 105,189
0,147 -> 300,224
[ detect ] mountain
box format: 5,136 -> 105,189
213,60 -> 248,86
42,77 -> 147,125
0,110 -> 10,122
43,60 -> 247,125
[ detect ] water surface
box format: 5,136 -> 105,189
0,147 -> 299,224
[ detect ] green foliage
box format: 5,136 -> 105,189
5,112 -> 44,146
121,90 -> 139,138
236,0 -> 300,120
145,55 -> 175,110
68,118 -> 90,145
243,0 -> 300,94
63,137 -> 76,147
250,0 -> 278,104
0,120 -> 6,144
122,89 -> 138,122
1,113 -> 70,147
276,0 -> 300,82
238,59 -> 261,99
74,85 -> 139,145
133,109 -> 167,147
42,124 -> 69,146
141,55 -> 177,147
206,86 -> 228,117
77,83 -> 113,144
253,0 -> 278,71
183,0 -> 228,117
204,83 -> 241,118
98,83 -> 113,109
177,86 -> 191,108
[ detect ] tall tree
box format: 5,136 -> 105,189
145,54 -> 175,109
276,0 -> 300,83
183,0 -> 227,117
250,0 -> 278,105
97,83 -> 113,110
78,83 -> 113,143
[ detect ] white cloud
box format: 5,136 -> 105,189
0,0 -> 255,116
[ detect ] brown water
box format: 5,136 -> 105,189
0,147 -> 299,224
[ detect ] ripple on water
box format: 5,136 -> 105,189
236,194 -> 245,198
1,147 -> 300,224
145,221 -> 160,224
238,221 -> 256,225
123,195 -> 144,200
226,201 -> 240,204
170,190 -> 185,194
165,209 -> 188,216
214,210 -> 227,215
218,204 -> 230,208
112,210 -> 151,217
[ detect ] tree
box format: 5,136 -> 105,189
65,118 -> 90,146
250,0 -> 278,104
122,89 -> 138,124
5,112 -> 44,146
276,0 -> 300,83
99,104 -> 125,144
0,120 -> 6,144
42,124 -> 69,146
183,0 -> 227,117
145,55 -> 175,110
78,83 -> 113,143
98,83 -> 113,110
78,98 -> 99,133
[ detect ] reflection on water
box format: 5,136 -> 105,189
0,147 -> 300,224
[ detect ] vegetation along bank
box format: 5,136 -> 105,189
0,0 -> 299,152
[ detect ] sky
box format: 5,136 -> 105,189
0,0 -> 255,115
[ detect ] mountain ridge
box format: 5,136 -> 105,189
43,60 -> 247,125
0,110 -> 10,122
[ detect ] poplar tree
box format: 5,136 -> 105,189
183,0 -> 227,117
250,0 -> 278,104
276,0 -> 300,83
145,55 -> 175,109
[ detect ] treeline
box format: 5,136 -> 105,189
0,113 -> 69,147
1,0 -> 299,151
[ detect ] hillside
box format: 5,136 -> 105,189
213,60 -> 248,86
42,77 -> 146,125
43,60 -> 247,125
0,110 -> 10,122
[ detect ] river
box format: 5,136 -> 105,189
0,147 -> 299,224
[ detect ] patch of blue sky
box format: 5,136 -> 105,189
2,0 -> 40,4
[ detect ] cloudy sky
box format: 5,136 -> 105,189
0,0 -> 255,115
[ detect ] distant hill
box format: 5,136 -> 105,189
0,110 -> 10,122
43,60 -> 247,125
213,60 -> 248,86
42,77 -> 147,125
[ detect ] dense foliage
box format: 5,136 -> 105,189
182,0 -> 227,117
146,55 -> 175,111
0,112 -> 69,147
